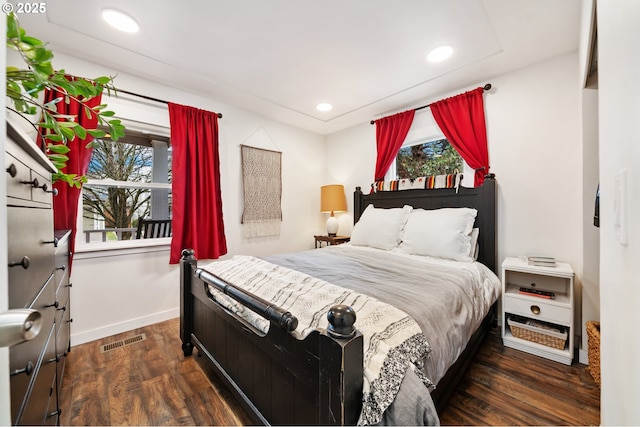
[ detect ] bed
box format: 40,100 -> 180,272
180,174 -> 499,425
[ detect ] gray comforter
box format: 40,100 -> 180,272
262,244 -> 501,425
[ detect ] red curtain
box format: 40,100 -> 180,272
168,103 -> 227,264
38,87 -> 102,273
374,110 -> 415,181
430,87 -> 489,187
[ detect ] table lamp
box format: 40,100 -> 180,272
321,184 -> 347,236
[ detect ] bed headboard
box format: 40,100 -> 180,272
354,174 -> 497,273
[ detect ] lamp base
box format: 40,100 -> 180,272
326,215 -> 339,237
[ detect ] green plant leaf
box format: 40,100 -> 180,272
20,35 -> 42,46
57,121 -> 78,128
93,76 -> 112,85
87,129 -> 107,138
59,126 -> 75,140
43,134 -> 63,142
51,161 -> 67,170
74,126 -> 87,139
47,152 -> 69,161
46,144 -> 70,154
7,13 -> 20,39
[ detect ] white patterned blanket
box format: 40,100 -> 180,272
202,255 -> 433,425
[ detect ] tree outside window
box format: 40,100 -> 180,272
395,138 -> 462,179
81,129 -> 171,243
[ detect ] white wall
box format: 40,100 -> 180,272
327,53 -> 584,288
8,52 -> 328,345
597,1 -> 640,424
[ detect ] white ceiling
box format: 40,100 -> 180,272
16,0 -> 582,135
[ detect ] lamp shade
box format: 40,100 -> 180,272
320,184 -> 347,213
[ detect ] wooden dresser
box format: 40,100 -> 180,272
5,121 -> 71,425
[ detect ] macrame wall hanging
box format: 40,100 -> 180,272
241,144 -> 282,237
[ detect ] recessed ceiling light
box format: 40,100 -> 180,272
427,45 -> 453,63
316,103 -> 333,112
102,8 -> 139,33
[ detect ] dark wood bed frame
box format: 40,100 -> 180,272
180,174 -> 497,425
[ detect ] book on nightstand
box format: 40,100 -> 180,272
519,287 -> 556,299
526,254 -> 557,267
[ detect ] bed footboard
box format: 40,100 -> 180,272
180,250 -> 364,425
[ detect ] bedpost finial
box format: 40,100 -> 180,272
280,312 -> 299,332
327,305 -> 357,339
181,248 -> 196,259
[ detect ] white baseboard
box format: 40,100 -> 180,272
70,307 -> 180,347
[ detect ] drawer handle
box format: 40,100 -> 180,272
21,177 -> 39,188
6,163 -> 17,177
11,361 -> 34,377
46,301 -> 59,309
38,182 -> 49,192
44,237 -> 59,247
47,187 -> 59,196
8,256 -> 30,269
49,351 -> 68,363
55,265 -> 66,271
530,305 -> 541,315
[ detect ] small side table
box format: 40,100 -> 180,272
314,235 -> 350,248
501,256 -> 574,365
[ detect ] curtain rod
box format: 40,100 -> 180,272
369,83 -> 491,125
114,88 -> 223,119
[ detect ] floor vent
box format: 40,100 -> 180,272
100,333 -> 146,353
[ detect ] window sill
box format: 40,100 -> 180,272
74,237 -> 172,260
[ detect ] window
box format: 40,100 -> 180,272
81,128 -> 171,243
389,137 -> 463,180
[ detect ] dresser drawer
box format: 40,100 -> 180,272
54,284 -> 69,332
13,326 -> 57,426
503,294 -> 571,326
9,273 -> 56,355
9,274 -> 56,413
5,151 -> 33,202
30,169 -> 53,206
55,293 -> 71,398
8,206 -> 55,309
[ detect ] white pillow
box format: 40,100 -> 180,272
350,204 -> 412,250
399,208 -> 477,261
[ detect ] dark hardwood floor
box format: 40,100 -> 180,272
439,331 -> 600,426
58,318 -> 600,426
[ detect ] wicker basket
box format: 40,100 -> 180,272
585,321 -> 601,387
508,317 -> 567,350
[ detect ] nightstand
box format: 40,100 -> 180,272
501,256 -> 574,365
314,235 -> 350,248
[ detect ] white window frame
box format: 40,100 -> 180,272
75,121 -> 172,252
